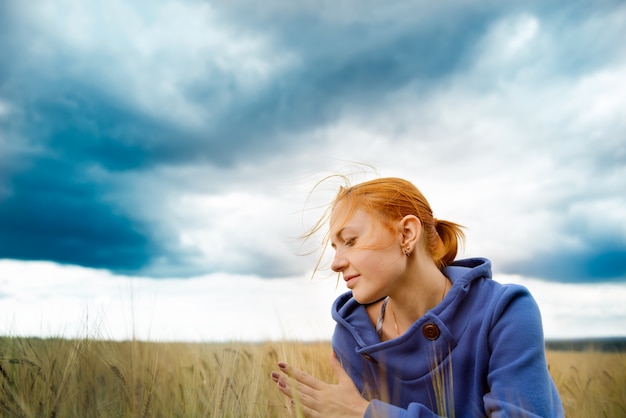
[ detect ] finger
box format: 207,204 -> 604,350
278,362 -> 323,390
271,370 -> 318,401
271,370 -> 296,399
270,371 -> 287,390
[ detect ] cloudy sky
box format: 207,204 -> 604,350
1,0 -> 625,342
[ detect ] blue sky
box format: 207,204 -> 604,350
1,0 -> 625,341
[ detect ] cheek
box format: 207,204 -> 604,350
361,250 -> 399,276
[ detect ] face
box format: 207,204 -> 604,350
329,203 -> 408,304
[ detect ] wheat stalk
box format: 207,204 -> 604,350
109,365 -> 127,387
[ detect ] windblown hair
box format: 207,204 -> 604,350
305,176 -> 465,272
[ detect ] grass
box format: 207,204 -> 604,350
546,350 -> 626,418
0,337 -> 623,417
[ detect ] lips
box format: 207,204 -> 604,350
344,274 -> 359,288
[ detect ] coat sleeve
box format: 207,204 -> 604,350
482,285 -> 564,417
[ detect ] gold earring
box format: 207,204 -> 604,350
404,247 -> 411,256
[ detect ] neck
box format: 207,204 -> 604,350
388,260 -> 449,334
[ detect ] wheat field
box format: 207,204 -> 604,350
0,337 -> 624,417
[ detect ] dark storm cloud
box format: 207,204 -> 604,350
18,88 -> 164,170
0,79 -> 198,273
504,242 -> 626,283
503,212 -> 626,282
0,156 -> 152,271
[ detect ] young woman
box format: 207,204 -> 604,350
271,177 -> 564,417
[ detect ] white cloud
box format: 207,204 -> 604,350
100,158 -> 332,277
172,191 -> 303,275
476,13 -> 541,71
499,274 -> 626,339
1,260 -> 624,341
0,260 -> 344,341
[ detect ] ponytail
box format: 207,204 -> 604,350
432,219 -> 465,270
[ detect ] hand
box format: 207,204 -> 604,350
270,352 -> 369,418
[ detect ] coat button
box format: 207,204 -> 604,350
422,323 -> 440,340
362,353 -> 378,364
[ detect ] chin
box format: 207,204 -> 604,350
351,291 -> 378,305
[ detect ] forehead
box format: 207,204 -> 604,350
329,203 -> 374,235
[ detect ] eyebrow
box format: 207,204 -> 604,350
333,227 -> 346,240
330,227 -> 350,248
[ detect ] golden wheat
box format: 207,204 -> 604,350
0,337 -> 623,417
546,350 -> 626,417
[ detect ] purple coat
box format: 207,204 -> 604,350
331,258 -> 564,417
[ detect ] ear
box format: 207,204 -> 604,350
399,215 -> 421,249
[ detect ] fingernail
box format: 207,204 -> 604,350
271,371 -> 279,380
278,380 -> 286,388
278,362 -> 286,369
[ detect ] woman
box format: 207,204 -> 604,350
271,177 -> 564,417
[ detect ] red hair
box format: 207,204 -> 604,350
306,177 -> 464,271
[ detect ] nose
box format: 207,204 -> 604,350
331,252 -> 348,273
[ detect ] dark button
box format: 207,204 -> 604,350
362,353 -> 378,364
422,323 -> 440,340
